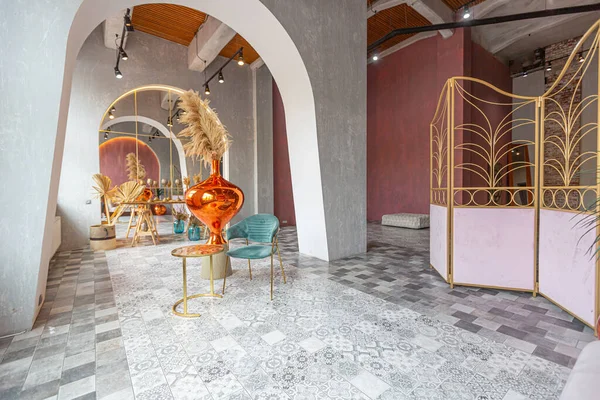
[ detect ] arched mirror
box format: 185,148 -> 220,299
98,85 -> 191,202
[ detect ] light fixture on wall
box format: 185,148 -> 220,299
114,66 -> 123,79
523,69 -> 528,77
546,62 -> 552,71
579,52 -> 585,63
237,48 -> 245,66
372,54 -> 379,61
104,132 -> 109,140
218,70 -> 224,83
108,112 -> 115,120
119,47 -> 128,61
110,106 -> 116,113
167,116 -> 173,127
204,84 -> 211,95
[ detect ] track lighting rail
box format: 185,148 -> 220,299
368,3 -> 600,53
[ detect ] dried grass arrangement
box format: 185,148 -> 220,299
110,180 -> 145,222
92,173 -> 114,224
173,206 -> 189,222
125,153 -> 146,181
177,90 -> 231,165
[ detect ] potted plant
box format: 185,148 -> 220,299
173,206 -> 188,234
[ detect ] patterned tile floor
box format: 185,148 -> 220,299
0,221 -> 595,399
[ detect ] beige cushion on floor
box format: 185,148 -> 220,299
559,340 -> 600,399
381,213 -> 429,229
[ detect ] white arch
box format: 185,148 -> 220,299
63,0 -> 329,260
101,115 -> 188,179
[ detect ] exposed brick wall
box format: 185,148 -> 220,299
544,37 -> 582,187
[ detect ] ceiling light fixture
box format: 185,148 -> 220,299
120,47 -> 128,61
205,84 -> 211,95
108,112 -> 115,120
167,117 -> 173,127
104,132 -> 109,140
579,52 -> 585,63
110,106 -> 116,113
218,70 -> 224,83
114,66 -> 123,79
124,9 -> 134,32
463,5 -> 471,20
523,70 -> 528,77
546,62 -> 552,71
237,49 -> 245,66
372,54 -> 379,61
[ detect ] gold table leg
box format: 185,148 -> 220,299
173,255 -> 223,318
173,257 -> 201,318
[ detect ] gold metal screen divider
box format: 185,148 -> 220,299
430,20 -> 600,336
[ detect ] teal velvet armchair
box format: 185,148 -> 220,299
223,214 -> 287,300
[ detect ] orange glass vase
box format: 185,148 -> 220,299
185,159 -> 244,245
153,204 -> 167,216
138,188 -> 153,202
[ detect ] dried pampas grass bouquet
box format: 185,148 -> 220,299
177,90 -> 231,165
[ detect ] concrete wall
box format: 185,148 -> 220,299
57,27 -> 254,252
0,0 -> 366,336
262,0 -> 366,258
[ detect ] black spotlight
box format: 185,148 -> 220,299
237,49 -> 244,66
124,10 -> 134,32
204,84 -> 210,95
119,47 -> 128,61
104,132 -> 109,140
218,70 -> 224,83
114,66 -> 123,79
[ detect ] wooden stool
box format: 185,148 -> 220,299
126,206 -> 143,239
131,208 -> 159,246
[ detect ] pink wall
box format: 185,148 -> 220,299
273,82 -> 296,227
367,29 -> 511,220
99,137 -> 160,186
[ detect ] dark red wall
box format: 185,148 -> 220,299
99,137 -> 160,186
272,29 -> 511,223
366,29 -> 511,220
367,30 -> 472,220
273,82 -> 296,226
469,42 -> 513,197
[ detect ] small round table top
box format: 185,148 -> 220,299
171,244 -> 225,258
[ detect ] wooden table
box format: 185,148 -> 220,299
121,200 -> 186,246
171,244 -> 226,317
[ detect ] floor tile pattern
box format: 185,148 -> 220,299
0,221 -> 595,400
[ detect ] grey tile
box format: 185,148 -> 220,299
532,346 -> 572,367
61,362 -> 96,385
19,379 -> 60,400
454,320 -> 482,333
497,325 -> 528,340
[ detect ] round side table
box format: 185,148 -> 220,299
171,244 -> 225,317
